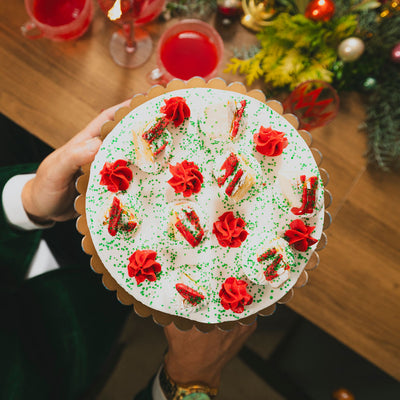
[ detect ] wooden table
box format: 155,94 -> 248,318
1,1 -> 399,381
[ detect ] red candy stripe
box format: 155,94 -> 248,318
176,283 -> 205,305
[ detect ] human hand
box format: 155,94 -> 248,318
164,322 -> 257,388
21,100 -> 131,224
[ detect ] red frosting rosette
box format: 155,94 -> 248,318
253,126 -> 288,156
219,277 -> 253,314
285,219 -> 318,251
100,159 -> 133,193
168,160 -> 203,197
160,96 -> 191,127
127,249 -> 162,285
213,211 -> 248,248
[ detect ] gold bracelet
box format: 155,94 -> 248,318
159,365 -> 218,400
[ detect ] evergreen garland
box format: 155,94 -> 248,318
165,0 -> 217,18
365,64 -> 400,170
225,12 -> 358,89
163,0 -> 400,169
225,0 -> 400,170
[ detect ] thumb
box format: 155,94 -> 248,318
23,137 -> 102,222
71,137 -> 103,168
43,137 -> 102,185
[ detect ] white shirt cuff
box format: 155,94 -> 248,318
152,366 -> 167,400
2,174 -> 55,230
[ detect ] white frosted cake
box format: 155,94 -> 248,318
86,88 -> 324,323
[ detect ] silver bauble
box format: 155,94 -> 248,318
338,37 -> 365,62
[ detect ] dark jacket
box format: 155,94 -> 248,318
0,164 -> 129,400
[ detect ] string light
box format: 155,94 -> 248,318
380,0 -> 400,19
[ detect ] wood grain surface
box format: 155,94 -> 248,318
1,0 -> 399,381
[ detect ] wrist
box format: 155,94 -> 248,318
160,364 -> 218,400
164,353 -> 221,388
21,178 -> 54,226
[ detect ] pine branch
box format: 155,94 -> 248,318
225,2 -> 400,171
365,64 -> 400,170
165,0 -> 216,18
226,13 -> 355,90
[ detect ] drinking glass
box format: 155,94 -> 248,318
283,80 -> 340,131
97,0 -> 166,68
21,0 -> 93,41
148,19 -> 224,84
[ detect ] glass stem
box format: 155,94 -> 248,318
122,19 -> 136,54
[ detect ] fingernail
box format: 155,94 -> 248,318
84,137 -> 101,152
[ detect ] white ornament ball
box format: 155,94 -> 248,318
338,37 -> 365,62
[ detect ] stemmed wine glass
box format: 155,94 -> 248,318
97,0 -> 166,68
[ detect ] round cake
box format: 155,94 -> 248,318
85,87 -> 325,324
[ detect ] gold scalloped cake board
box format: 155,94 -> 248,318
75,77 -> 332,332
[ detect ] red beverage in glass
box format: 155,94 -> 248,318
151,19 -> 224,83
33,0 -> 85,26
22,0 -> 93,41
160,31 -> 218,80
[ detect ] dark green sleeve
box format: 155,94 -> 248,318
0,164 -> 130,400
0,163 -> 42,290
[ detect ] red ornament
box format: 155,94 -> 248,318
391,43 -> 400,64
305,0 -> 335,22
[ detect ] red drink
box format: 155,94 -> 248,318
33,0 -> 85,26
23,0 -> 93,41
160,31 -> 218,80
150,19 -> 224,83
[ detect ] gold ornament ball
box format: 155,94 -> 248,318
338,37 -> 365,62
